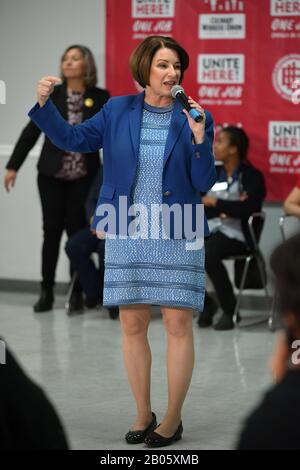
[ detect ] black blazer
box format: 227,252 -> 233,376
6,83 -> 110,177
205,162 -> 266,248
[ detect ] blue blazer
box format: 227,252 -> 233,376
29,92 -> 216,239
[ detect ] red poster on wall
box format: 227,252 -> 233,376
106,0 -> 300,201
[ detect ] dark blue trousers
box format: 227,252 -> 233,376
65,227 -> 105,300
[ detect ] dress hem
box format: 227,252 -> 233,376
103,299 -> 202,311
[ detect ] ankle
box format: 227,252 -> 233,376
162,412 -> 181,424
137,410 -> 153,421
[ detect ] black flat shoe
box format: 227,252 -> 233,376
213,312 -> 241,331
85,295 -> 102,309
125,412 -> 157,444
144,421 -> 183,448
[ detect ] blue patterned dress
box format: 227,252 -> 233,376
103,102 -> 205,311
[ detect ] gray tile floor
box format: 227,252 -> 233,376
0,291 -> 277,450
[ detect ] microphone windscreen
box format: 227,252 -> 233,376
171,85 -> 184,99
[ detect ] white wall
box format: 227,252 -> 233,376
0,0 -> 289,286
0,0 -> 106,282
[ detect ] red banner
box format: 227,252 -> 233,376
106,0 -> 300,201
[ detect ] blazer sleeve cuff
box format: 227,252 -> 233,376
28,99 -> 53,120
191,134 -> 212,160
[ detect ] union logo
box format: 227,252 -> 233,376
272,54 -> 300,102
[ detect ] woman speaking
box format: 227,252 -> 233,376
28,36 -> 216,448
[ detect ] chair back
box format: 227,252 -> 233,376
279,214 -> 300,241
247,212 -> 265,251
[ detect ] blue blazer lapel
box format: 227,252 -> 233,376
129,92 -> 144,162
163,99 -> 187,168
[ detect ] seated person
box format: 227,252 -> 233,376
199,126 -> 266,331
0,339 -> 69,449
283,178 -> 300,217
236,234 -> 300,450
65,169 -> 119,319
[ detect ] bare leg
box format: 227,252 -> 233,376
156,307 -> 195,437
120,304 -> 153,430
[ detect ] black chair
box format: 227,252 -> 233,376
224,212 -> 272,328
65,272 -> 79,315
279,214 -> 300,241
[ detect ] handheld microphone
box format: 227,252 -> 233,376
171,85 -> 203,123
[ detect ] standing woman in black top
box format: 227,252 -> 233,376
4,45 -> 110,312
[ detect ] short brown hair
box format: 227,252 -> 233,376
130,36 -> 189,88
60,44 -> 98,88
